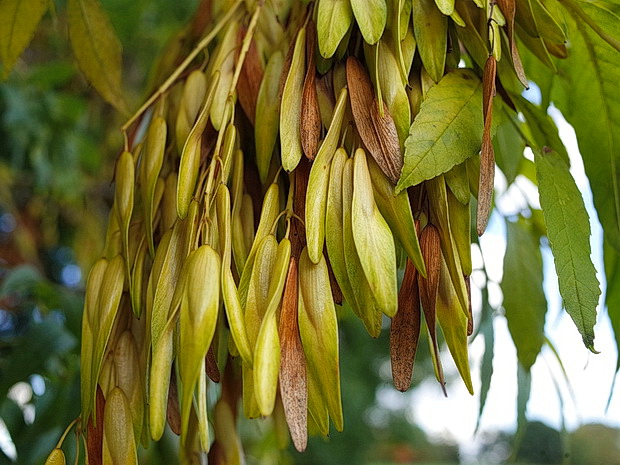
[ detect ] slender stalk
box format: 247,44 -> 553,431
203,4 -> 263,208
55,417 -> 79,449
120,1 -> 243,136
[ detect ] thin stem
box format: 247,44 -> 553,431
204,4 -> 262,209
120,1 -> 243,135
56,417 -> 79,449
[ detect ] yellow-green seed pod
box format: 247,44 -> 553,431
298,247 -> 343,432
44,448 -> 66,465
242,234 -> 278,418
149,321 -> 174,441
351,0 -> 386,45
317,0 -> 354,58
280,26 -> 306,172
98,351 -> 116,398
325,148 -> 358,309
114,330 -> 144,442
367,156 -> 426,277
256,51 -> 283,183
178,246 -> 221,443
238,183 -> 280,307
342,157 -> 381,336
254,238 -> 291,416
114,151 -> 135,244
305,87 -> 349,264
177,72 -> 220,219
207,22 -> 238,131
91,255 -> 125,413
352,149 -> 398,317
103,387 -> 138,465
426,176 -> 469,317
176,70 -> 207,153
114,150 -> 135,267
140,116 -> 167,256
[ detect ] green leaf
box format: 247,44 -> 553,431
535,149 -> 601,351
552,8 -> 620,250
0,0 -> 48,78
412,0 -> 447,82
317,0 -> 354,58
351,0 -> 386,45
604,238 -> 620,380
0,316 -> 76,400
475,288 -> 495,432
396,70 -> 483,193
502,219 -> 547,371
67,0 -> 127,113
494,112 -> 525,186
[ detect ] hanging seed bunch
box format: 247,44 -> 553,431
53,0 -> 576,461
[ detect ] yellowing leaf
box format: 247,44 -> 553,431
397,70 -> 483,193
0,0 -> 48,78
67,0 -> 127,113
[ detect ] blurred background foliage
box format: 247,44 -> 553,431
1,1 -> 619,464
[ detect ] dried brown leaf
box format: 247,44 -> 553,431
206,344 -> 221,383
278,258 -> 307,452
326,253 -> 344,305
465,274 -> 474,336
166,371 -> 181,436
86,386 -> 105,465
346,56 -> 402,184
236,30 -> 263,125
477,55 -> 496,236
370,97 -> 403,184
496,0 -> 528,87
418,224 -> 446,394
301,24 -> 321,161
390,259 -> 421,392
